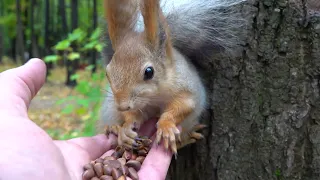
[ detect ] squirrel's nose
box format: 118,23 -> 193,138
117,103 -> 131,111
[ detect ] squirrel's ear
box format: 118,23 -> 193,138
140,0 -> 161,49
104,0 -> 139,50
141,0 -> 173,59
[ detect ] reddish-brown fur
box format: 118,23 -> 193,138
104,0 -> 139,49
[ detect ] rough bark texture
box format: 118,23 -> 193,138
167,0 -> 320,180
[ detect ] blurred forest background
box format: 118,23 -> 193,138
0,0 -> 110,140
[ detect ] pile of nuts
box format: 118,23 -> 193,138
82,136 -> 152,180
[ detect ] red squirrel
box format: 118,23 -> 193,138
98,0 -> 247,155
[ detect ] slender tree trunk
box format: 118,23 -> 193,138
0,0 -> 3,64
44,0 -> 53,77
11,38 -> 16,62
16,0 -> 25,63
29,0 -> 37,58
58,0 -> 68,35
58,0 -> 68,67
167,1 -> 320,180
66,0 -> 78,87
91,0 -> 98,74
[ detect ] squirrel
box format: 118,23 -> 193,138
98,0 -> 247,155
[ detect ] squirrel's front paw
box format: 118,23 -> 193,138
118,122 -> 139,149
155,120 -> 181,154
104,125 -> 121,137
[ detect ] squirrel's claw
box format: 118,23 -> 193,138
176,123 -> 206,150
155,120 -> 180,155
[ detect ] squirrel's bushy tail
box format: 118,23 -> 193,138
162,0 -> 248,60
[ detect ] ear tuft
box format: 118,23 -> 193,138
104,0 -> 139,50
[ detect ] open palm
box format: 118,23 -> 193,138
0,59 -> 172,180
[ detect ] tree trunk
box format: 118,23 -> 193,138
44,0 -> 53,77
15,0 -> 25,63
58,0 -> 68,35
65,0 -> 78,87
29,0 -> 38,58
91,0 -> 98,74
167,1 -> 320,180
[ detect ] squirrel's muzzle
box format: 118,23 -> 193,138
117,102 -> 131,111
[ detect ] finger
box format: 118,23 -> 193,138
0,58 -> 46,116
138,142 -> 173,180
138,118 -> 158,137
63,134 -> 117,160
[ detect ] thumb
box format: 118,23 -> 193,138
0,58 -> 46,116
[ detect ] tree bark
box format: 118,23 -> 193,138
65,0 -> 78,87
167,1 -> 320,180
15,0 -> 25,63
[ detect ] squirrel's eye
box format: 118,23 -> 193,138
144,66 -> 154,80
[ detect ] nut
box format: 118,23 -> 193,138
90,177 -> 100,180
106,160 -> 121,169
95,158 -> 104,164
111,168 -> 123,179
104,156 -> 116,161
93,163 -> 103,177
103,165 -> 113,176
117,175 -> 127,180
82,169 -> 95,180
120,165 -> 129,175
136,156 -> 145,164
100,175 -> 113,180
117,158 -> 127,166
83,163 -> 93,171
137,149 -> 148,156
131,153 -> 137,160
126,160 -> 141,171
128,167 -> 139,180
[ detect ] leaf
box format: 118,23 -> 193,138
89,28 -> 102,41
82,41 -> 97,50
54,39 -> 71,51
44,55 -> 61,62
56,99 -> 67,105
85,65 -> 95,71
70,74 -> 80,81
76,99 -> 90,108
68,28 -> 87,43
95,44 -> 103,52
75,81 -> 90,95
61,104 -> 74,114
67,52 -> 80,61
76,107 -> 87,115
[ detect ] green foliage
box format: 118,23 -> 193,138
52,65 -> 107,139
67,52 -> 80,61
44,55 -> 61,63
54,39 -> 71,51
44,27 -> 104,63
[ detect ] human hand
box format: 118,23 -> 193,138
0,59 -> 173,180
